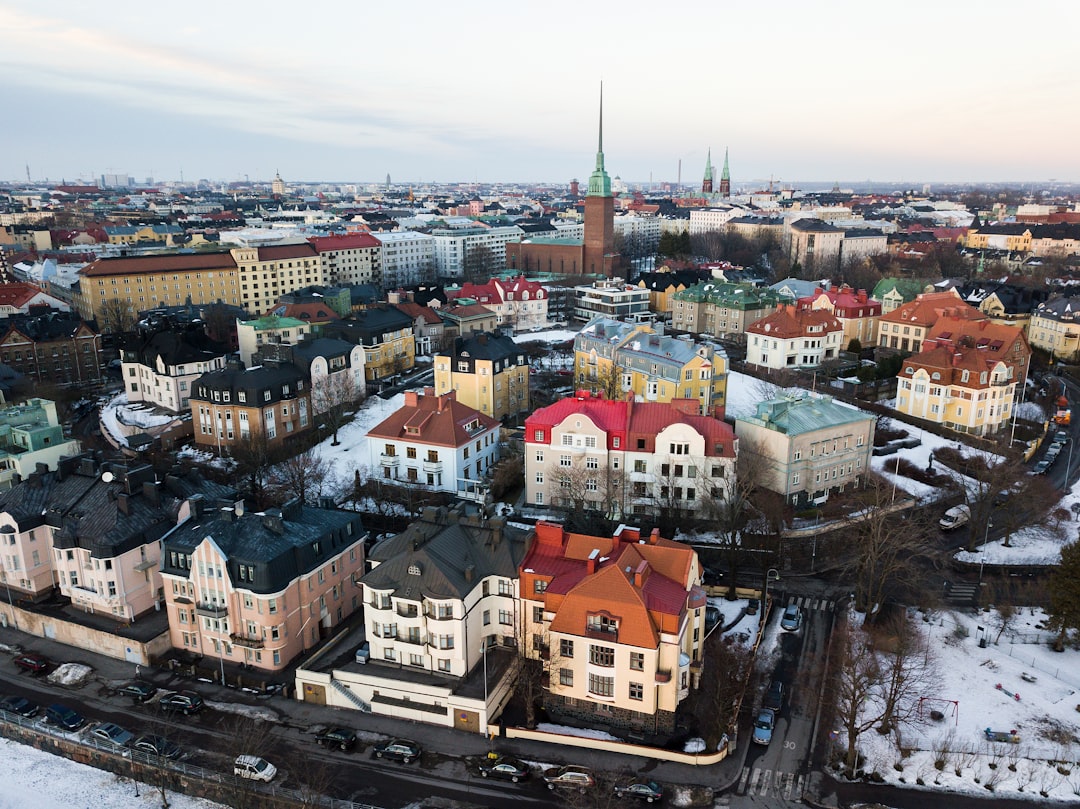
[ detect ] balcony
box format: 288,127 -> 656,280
396,605 -> 419,619
425,609 -> 455,621
196,602 -> 228,618
585,625 -> 618,642
422,459 -> 442,474
398,633 -> 426,647
655,669 -> 672,684
230,633 -> 264,649
133,558 -> 156,572
379,453 -> 399,468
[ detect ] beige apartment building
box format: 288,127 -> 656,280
434,332 -> 529,421
229,244 -> 324,315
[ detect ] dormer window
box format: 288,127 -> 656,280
238,391 -> 246,403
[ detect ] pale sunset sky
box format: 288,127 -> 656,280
1,0 -> 1076,185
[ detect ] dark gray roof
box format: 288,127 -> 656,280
290,337 -> 358,364
362,507 -> 531,601
121,328 -> 228,368
191,361 -> 305,402
443,331 -> 521,363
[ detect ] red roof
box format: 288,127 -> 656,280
525,393 -> 630,442
266,302 -> 340,322
394,301 -> 442,325
254,244 -> 317,261
747,305 -> 842,339
453,280 -> 503,305
308,232 -> 381,252
880,291 -> 985,328
797,284 -> 880,318
80,252 -> 237,277
627,401 -> 735,457
366,389 -> 498,448
0,283 -> 51,309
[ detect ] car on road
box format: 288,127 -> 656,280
1047,443 -> 1063,460
158,690 -> 204,715
1054,430 -> 1070,445
478,755 -> 530,782
1032,458 -> 1053,475
43,703 -> 86,731
234,755 -> 277,782
89,722 -> 134,749
752,708 -> 776,745
315,726 -> 357,751
372,738 -> 421,763
116,680 -> 157,702
543,764 -> 595,793
780,604 -> 802,631
0,695 -> 38,717
764,679 -> 785,712
13,653 -> 49,675
612,777 -> 664,802
132,734 -> 183,759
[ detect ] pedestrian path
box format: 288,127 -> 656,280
784,594 -> 837,613
736,766 -> 806,801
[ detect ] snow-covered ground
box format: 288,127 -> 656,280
307,393 -> 405,493
956,479 -> 1077,567
512,328 -> 578,345
848,606 -> 1080,801
0,737 -> 226,809
100,392 -> 180,448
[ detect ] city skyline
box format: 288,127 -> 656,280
2,1 -> 1078,186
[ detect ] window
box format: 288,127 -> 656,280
629,682 -> 644,700
498,579 -> 513,596
535,472 -> 544,484
560,454 -> 572,467
533,606 -> 544,623
483,610 -> 490,625
534,580 -> 548,594
560,638 -> 574,658
498,609 -> 512,625
630,652 -> 644,671
559,668 -> 574,686
588,674 -> 614,697
589,645 -> 614,667
586,457 -> 598,469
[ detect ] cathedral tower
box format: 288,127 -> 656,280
702,148 -> 713,194
583,84 -> 618,277
719,148 -> 731,198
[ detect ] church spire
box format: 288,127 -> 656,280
719,147 -> 731,198
702,148 -> 714,193
587,82 -> 612,198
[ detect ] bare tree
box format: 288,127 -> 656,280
692,625 -> 753,749
229,427 -> 283,510
832,619 -> 886,778
871,610 -> 938,734
575,362 -> 623,401
311,369 -> 363,446
98,298 -> 138,334
267,447 -> 339,506
463,245 -> 496,285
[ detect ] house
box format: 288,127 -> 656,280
518,521 -> 706,740
294,506 -> 532,730
786,218 -> 844,273
871,278 -> 929,314
572,281 -> 650,322
0,311 -> 103,386
393,300 -> 446,356
671,281 -> 787,340
446,276 -> 549,332
0,282 -> 70,315
796,284 -> 881,350
895,346 -> 1016,436
636,270 -> 705,316
439,303 -> 499,341
574,318 -> 728,417
0,399 -> 80,490
524,392 -> 737,519
265,301 -> 341,331
433,332 -> 529,421
121,328 -> 230,413
254,337 -> 365,415
190,361 -> 311,451
734,394 -> 876,506
160,497 -> 366,671
924,317 -> 1031,383
745,306 -> 844,370
237,314 -> 314,366
770,277 -> 825,302
325,306 -> 415,387
366,389 -> 500,494
875,290 -> 985,355
1029,297 -> 1080,362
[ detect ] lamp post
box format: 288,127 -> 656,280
763,568 -> 780,621
481,639 -> 489,729
979,518 -> 992,591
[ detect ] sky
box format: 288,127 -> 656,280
1,1 -> 1078,186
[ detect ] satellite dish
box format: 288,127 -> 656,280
101,471 -> 114,483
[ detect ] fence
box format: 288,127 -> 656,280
0,708 -> 387,809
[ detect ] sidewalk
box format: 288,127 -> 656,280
0,622 -> 746,792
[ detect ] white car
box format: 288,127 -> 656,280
234,755 -> 277,782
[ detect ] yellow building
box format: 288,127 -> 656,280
960,225 -> 1033,253
327,306 -> 415,385
433,331 -> 529,420
74,252 -> 241,330
228,244 -> 323,315
1029,298 -> 1080,363
896,346 -> 1015,436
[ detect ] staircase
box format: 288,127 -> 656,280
330,679 -> 371,712
945,581 -> 979,606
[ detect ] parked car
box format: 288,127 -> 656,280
372,738 -> 421,763
234,755 -> 277,782
613,777 -> 664,802
0,695 -> 38,717
752,708 -> 776,745
158,690 -> 204,715
764,680 -> 785,712
132,734 -> 182,759
315,726 -> 357,751
13,653 -> 49,675
90,722 -> 134,749
543,764 -> 596,793
1032,459 -> 1053,476
116,680 -> 157,702
478,755 -> 530,782
43,703 -> 86,731
939,504 -> 971,530
1054,430 -> 1070,445
780,604 -> 802,632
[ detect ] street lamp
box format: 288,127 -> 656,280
480,639 -> 489,729
762,568 -> 780,621
979,518 -> 992,590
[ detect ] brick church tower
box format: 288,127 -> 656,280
702,148 -> 713,194
583,84 -> 618,278
719,147 -> 731,198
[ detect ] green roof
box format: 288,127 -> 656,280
673,281 -> 789,309
241,315 -> 307,331
740,394 -> 875,435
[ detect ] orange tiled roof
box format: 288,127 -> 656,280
898,345 -> 1005,387
746,304 -> 842,339
879,290 -> 985,327
925,316 -> 1030,364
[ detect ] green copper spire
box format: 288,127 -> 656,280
721,147 -> 730,181
704,149 -> 713,182
587,82 -> 612,198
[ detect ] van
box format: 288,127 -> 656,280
938,505 -> 970,531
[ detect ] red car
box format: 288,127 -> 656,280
13,653 -> 49,675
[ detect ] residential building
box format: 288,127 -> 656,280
0,311 -> 104,386
796,285 -> 881,349
366,388 -> 499,495
393,300 -> 446,356
876,290 -> 985,355
1029,297 -> 1080,362
374,231 -> 435,289
839,229 -> 888,266
161,497 -> 367,672
229,244 -> 324,315
954,281 -> 1049,330
734,394 -> 876,506
265,300 -> 341,331
190,361 -> 311,451
924,317 -> 1031,383
308,232 -> 382,287
786,218 -> 844,274
573,281 -> 650,322
237,314 -> 314,366
671,281 -> 787,339
433,332 -> 529,421
524,392 -> 736,519
770,278 -> 825,302
688,206 -> 743,235
0,282 -> 70,315
103,224 -> 183,245
325,306 -> 415,386
895,345 -> 1016,436
871,278 -> 929,314
430,225 -> 524,280
636,270 -> 703,316
574,318 -> 727,417
745,306 -> 844,370
254,337 -> 366,415
439,303 -> 499,339
518,521 -> 706,740
73,252 -> 241,329
726,215 -> 784,243
0,399 -> 80,490
447,276 -> 549,332
120,328 -> 229,413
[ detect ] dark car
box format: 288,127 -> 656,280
0,695 -> 39,717
1032,458 -> 1053,475
158,690 -> 204,715
13,653 -> 49,675
89,721 -> 134,749
44,703 -> 86,731
613,777 -> 664,803
543,764 -> 596,793
116,680 -> 157,702
763,679 -> 785,712
372,738 -> 421,763
478,755 -> 530,782
315,726 -> 357,751
132,734 -> 183,759
1054,430 -> 1070,445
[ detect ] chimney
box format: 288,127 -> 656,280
117,492 -> 131,515
464,564 -> 475,582
633,560 -> 650,588
404,390 -> 419,408
143,480 -> 160,506
587,548 -> 600,574
648,527 -> 661,545
262,514 -> 285,534
489,516 -> 504,547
